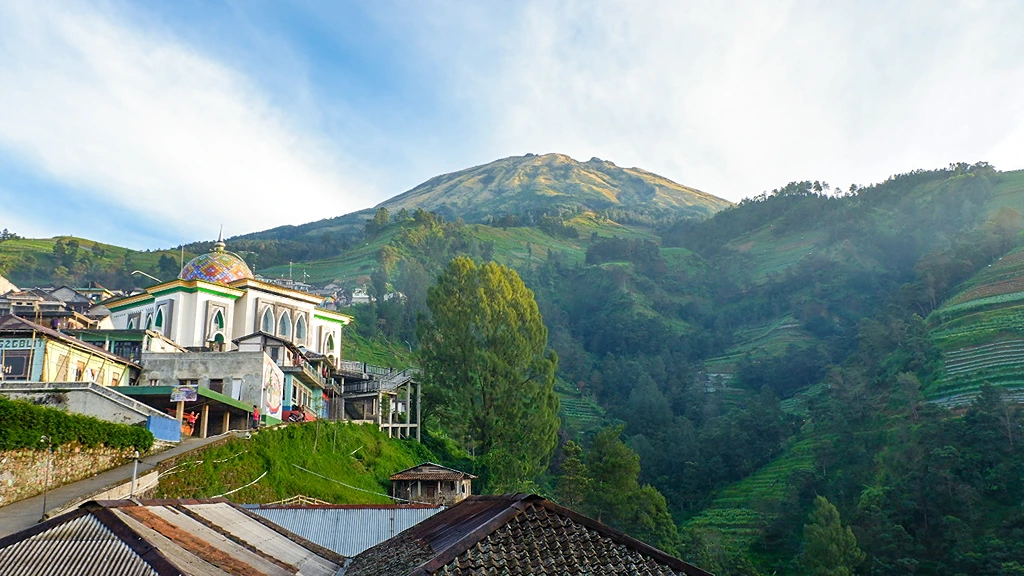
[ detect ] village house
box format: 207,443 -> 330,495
348,493 -> 713,576
0,314 -> 137,386
0,499 -> 345,575
389,462 -> 476,506
0,314 -> 180,441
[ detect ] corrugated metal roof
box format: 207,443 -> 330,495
0,499 -> 344,576
253,506 -> 443,557
0,512 -> 158,576
184,503 -> 342,576
118,505 -> 291,576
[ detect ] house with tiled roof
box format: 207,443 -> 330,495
390,463 -> 476,506
345,493 -> 714,576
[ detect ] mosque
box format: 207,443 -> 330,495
105,236 -> 351,364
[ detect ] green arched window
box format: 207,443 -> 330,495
261,308 -> 274,333
154,308 -> 164,328
295,315 -> 306,340
214,310 -> 224,329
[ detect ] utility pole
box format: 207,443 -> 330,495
40,435 -> 51,522
129,450 -> 140,497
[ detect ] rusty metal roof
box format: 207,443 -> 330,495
345,494 -> 714,576
0,499 -> 344,576
389,462 -> 477,481
251,504 -> 443,556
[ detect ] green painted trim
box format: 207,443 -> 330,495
108,295 -> 155,311
197,387 -> 252,410
115,385 -> 252,411
151,284 -> 241,300
314,311 -> 352,325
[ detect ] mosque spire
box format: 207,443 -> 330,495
213,226 -> 226,252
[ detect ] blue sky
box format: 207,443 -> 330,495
1,1 -> 1023,249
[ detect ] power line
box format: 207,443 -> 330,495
291,464 -> 433,505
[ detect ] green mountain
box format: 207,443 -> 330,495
231,153 -> 730,249
375,152 -> 731,223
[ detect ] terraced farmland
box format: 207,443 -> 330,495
928,243 -> 1024,401
703,316 -> 812,377
730,229 -> 825,283
683,438 -> 816,550
928,338 -> 1024,399
555,379 -> 610,435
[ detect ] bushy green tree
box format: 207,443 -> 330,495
797,496 -> 864,576
584,425 -> 680,553
418,256 -> 559,490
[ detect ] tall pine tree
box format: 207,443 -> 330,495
417,256 -> 559,491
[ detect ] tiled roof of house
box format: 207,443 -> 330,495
345,494 -> 713,576
0,499 -> 344,576
390,462 -> 478,481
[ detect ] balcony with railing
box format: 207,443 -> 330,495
279,357 -> 331,390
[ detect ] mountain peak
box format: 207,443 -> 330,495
378,153 -> 731,222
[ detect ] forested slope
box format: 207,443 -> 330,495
5,161 -> 1024,573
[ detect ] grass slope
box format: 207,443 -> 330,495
156,422 -> 433,504
0,236 -> 194,287
259,214 -> 659,285
377,153 -> 732,223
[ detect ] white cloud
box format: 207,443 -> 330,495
408,0 -> 1024,199
2,1 -> 1023,250
0,2 -> 374,246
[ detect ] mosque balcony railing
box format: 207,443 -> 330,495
281,359 -> 331,389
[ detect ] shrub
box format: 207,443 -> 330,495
0,396 -> 153,452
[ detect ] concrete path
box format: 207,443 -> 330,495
0,431 -> 244,538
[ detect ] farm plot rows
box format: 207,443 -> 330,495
929,339 -> 1024,398
683,438 -> 816,550
930,305 -> 1024,350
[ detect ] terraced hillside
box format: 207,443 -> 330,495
0,236 -> 195,287
928,245 -> 1024,401
683,437 -> 816,555
556,382 -> 611,436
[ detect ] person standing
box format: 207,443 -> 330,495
251,404 -> 260,430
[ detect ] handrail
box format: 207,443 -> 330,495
339,360 -> 406,376
342,368 -> 418,394
0,381 -> 174,420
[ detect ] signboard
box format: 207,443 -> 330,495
170,385 -> 198,402
0,338 -> 45,351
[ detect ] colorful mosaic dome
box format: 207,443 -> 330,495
179,239 -> 253,284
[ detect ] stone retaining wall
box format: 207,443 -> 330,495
0,444 -> 136,506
